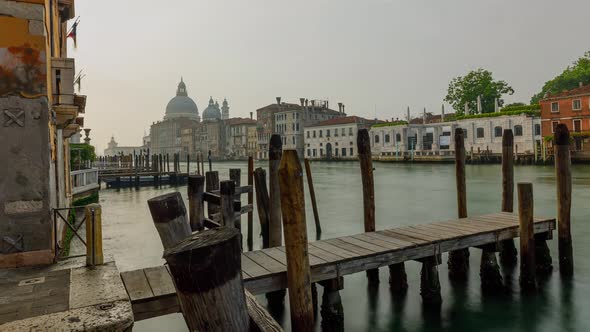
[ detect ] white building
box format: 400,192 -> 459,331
304,116 -> 378,159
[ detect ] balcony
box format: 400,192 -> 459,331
51,57 -> 86,136
71,168 -> 99,197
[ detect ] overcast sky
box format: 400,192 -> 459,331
73,0 -> 590,152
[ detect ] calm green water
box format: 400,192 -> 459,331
99,161 -> 590,332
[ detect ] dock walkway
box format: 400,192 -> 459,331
121,212 -> 555,321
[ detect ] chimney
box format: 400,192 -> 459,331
338,102 -> 343,113
406,106 -> 410,122
305,99 -> 308,107
441,104 -> 445,122
276,97 -> 281,105
494,98 -> 500,113
326,101 -> 329,109
250,112 -> 253,119
476,95 -> 482,114
299,98 -> 305,107
341,104 -> 345,114
423,107 -> 427,124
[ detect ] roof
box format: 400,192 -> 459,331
225,117 -> 256,125
307,116 -> 379,128
256,102 -> 340,115
542,83 -> 590,101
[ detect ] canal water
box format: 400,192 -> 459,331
99,161 -> 590,331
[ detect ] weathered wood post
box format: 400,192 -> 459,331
201,152 -> 205,174
188,175 -> 205,232
166,153 -> 170,173
220,180 -> 237,228
304,158 -> 322,238
85,204 -> 103,266
187,153 -> 190,174
319,277 -> 344,329
206,171 -> 220,217
230,168 -> 242,230
420,256 -> 441,305
555,124 -> 573,277
208,150 -> 212,171
196,153 -> 201,175
518,182 -> 536,292
254,168 -> 270,249
357,129 -> 379,284
247,157 -> 254,251
279,150 -> 314,331
500,129 -> 518,266
448,128 -> 470,280
147,192 -> 191,249
269,134 -> 283,248
164,228 -> 250,332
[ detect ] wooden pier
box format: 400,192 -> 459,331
121,212 -> 555,320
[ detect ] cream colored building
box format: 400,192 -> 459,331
304,116 -> 377,159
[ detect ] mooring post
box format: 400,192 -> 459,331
187,153 -> 190,174
159,154 -> 163,175
147,192 -> 191,249
164,228 -> 250,332
499,129 -> 518,266
206,171 -> 220,217
188,175 -> 205,232
208,150 -> 212,171
304,158 -> 322,237
389,262 -> 408,295
229,168 -> 242,230
166,153 -> 170,173
201,152 -> 205,174
85,204 -> 103,266
196,153 -> 201,175
555,124 -> 573,277
518,182 -> 536,292
254,168 -> 270,249
420,255 -> 442,305
319,277 -> 344,329
448,128 -> 470,280
220,180 -> 237,228
357,129 -> 379,284
247,157 -> 254,251
279,150 -> 314,331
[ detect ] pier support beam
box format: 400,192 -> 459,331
388,262 -> 408,295
420,256 -> 442,305
518,183 -> 536,292
535,233 -> 553,274
320,277 -> 344,330
479,244 -> 503,294
448,128 -> 469,280
500,129 -> 518,266
247,157 -> 254,251
555,124 -> 574,278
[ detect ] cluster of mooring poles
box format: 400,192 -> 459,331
141,123 -> 573,331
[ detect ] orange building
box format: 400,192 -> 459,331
540,83 -> 590,153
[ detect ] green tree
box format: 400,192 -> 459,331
445,68 -> 514,115
531,51 -> 590,104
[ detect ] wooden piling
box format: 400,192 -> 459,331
388,263 -> 408,295
188,175 -> 205,232
304,158 -> 322,237
319,277 -> 344,329
166,153 -> 170,173
147,192 -> 192,249
85,204 -> 103,266
278,150 -> 314,331
269,134 -> 283,248
500,129 -> 518,266
254,168 -> 270,249
201,152 -> 205,174
230,169 -> 242,230
206,171 -> 220,217
208,150 -> 212,171
448,128 -> 469,280
164,228 -> 250,332
518,182 -> 536,292
196,153 -> 201,175
247,157 -> 254,251
357,129 -> 379,284
220,180 -> 237,228
420,256 -> 441,304
555,124 -> 573,277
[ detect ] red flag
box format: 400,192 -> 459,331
67,20 -> 79,48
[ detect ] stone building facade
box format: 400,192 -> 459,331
304,116 -> 377,159
103,136 -> 145,156
0,0 -> 85,267
225,117 -> 257,158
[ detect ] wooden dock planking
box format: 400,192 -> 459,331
120,213 -> 555,321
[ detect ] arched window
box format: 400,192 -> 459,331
374,135 -> 380,143
514,125 -> 523,136
494,126 -> 503,137
385,134 -> 390,143
396,133 -> 401,142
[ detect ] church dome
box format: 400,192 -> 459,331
202,96 -> 222,121
164,78 -> 199,120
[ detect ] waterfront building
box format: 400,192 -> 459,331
540,83 -> 590,156
371,109 -> 542,160
225,117 -> 257,158
0,0 -> 85,267
103,136 -> 145,156
256,98 -> 344,159
304,116 -> 377,159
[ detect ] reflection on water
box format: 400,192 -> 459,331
98,161 -> 590,331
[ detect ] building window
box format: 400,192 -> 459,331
552,121 -> 558,133
396,133 -> 401,142
342,148 -> 346,157
385,134 -> 390,143
463,129 -> 468,138
534,124 -> 541,136
334,129 -> 339,137
307,131 -> 310,138
514,125 -> 523,136
374,135 -> 380,143
573,119 -> 582,132
313,130 -> 316,138
307,149 -> 311,157
320,149 -> 323,156
319,130 -> 323,137
327,129 -> 330,137
349,127 -> 353,136
573,99 -> 582,111
476,127 -> 485,138
494,126 -> 502,137
292,136 -> 295,144
342,128 -> 345,136
551,102 -> 559,113
335,148 -> 339,157
350,147 -> 354,156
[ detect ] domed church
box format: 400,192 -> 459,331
164,78 -> 200,121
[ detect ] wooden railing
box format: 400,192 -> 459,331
71,168 -> 99,195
